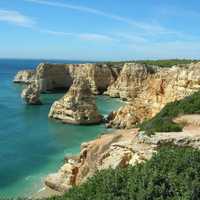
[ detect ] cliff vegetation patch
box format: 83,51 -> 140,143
139,90 -> 200,135
47,146 -> 200,200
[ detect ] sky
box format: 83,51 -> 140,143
0,0 -> 200,61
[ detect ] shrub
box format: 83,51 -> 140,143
139,90 -> 200,135
47,146 -> 200,200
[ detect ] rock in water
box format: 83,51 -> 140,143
48,78 -> 102,124
21,82 -> 42,105
13,70 -> 35,84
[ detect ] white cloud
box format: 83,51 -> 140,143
0,9 -> 35,27
41,29 -> 114,42
78,33 -> 114,41
24,0 -> 169,34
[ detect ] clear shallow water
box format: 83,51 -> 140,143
0,59 -> 124,198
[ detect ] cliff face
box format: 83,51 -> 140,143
15,63 -> 121,94
16,63 -> 121,107
107,62 -> 200,129
45,122 -> 200,193
13,70 -> 35,84
48,78 -> 102,124
105,63 -> 155,100
35,63 -> 73,92
69,63 -> 120,94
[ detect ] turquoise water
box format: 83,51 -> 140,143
0,59 -> 123,198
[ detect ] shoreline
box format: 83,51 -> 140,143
32,186 -> 62,199
32,128 -> 131,199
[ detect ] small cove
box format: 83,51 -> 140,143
0,59 -> 124,198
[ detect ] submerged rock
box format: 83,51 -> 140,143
48,78 -> 102,124
21,82 -> 42,105
13,70 -> 35,84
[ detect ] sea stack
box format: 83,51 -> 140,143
48,78 -> 103,124
21,81 -> 42,105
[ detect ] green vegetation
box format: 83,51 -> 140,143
139,90 -> 200,135
100,59 -> 199,68
137,59 -> 198,68
48,146 -> 200,200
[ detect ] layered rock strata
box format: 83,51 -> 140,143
35,63 -> 73,92
13,70 -> 35,83
107,62 -> 200,129
48,78 -> 102,124
69,63 -> 120,94
15,63 -> 121,94
45,120 -> 200,193
105,63 -> 154,100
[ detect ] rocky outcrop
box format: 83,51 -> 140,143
45,122 -> 200,193
105,63 -> 156,100
35,63 -> 73,92
45,129 -> 148,192
21,81 -> 42,105
14,63 -> 121,94
69,63 -> 120,94
107,62 -> 200,129
106,103 -> 152,129
48,78 -> 102,124
13,70 -> 35,83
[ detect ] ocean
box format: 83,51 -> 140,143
0,59 -> 124,198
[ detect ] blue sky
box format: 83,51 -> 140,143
0,0 -> 200,60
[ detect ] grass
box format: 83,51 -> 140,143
99,59 -> 199,68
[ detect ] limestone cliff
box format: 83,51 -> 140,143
107,62 -> 200,129
105,63 -> 156,100
45,119 -> 200,193
35,63 -> 73,92
69,63 -> 120,94
15,63 -> 121,95
13,70 -> 35,84
48,78 -> 102,124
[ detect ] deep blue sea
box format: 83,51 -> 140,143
0,59 -> 124,198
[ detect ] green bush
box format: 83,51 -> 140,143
139,91 -> 200,135
48,146 -> 200,200
100,59 -> 198,68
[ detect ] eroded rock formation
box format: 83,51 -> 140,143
69,63 -> 120,94
13,70 -> 35,84
45,119 -> 200,193
48,78 -> 102,124
107,62 -> 200,129
35,63 -> 73,92
15,63 -> 121,94
21,81 -> 42,105
105,63 -> 153,100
